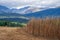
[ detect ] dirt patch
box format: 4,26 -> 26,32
0,27 -> 59,40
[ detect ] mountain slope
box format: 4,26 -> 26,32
24,7 -> 60,18
0,5 -> 44,14
10,6 -> 30,14
0,5 -> 9,10
0,5 -> 24,16
0,5 -> 30,23
0,5 -> 9,13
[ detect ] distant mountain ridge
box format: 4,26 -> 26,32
9,6 -> 30,14
0,5 -> 30,23
0,5 -> 44,14
0,5 -> 60,17
0,5 -> 9,13
24,7 -> 60,18
0,5 -> 9,10
0,5 -> 29,14
0,5 -> 23,16
0,5 -> 60,23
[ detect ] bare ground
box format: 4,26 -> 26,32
0,27 -> 59,40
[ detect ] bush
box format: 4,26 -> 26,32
0,21 -> 7,26
0,21 -> 25,27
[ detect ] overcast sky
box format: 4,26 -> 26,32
0,0 -> 60,8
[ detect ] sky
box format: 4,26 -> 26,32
0,0 -> 60,8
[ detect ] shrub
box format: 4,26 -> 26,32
0,21 -> 25,27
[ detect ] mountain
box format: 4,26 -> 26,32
10,6 -> 44,14
9,6 -> 30,14
0,5 -> 23,16
0,5 -> 9,13
0,5 -> 30,14
0,5 -> 29,23
0,5 -> 9,10
9,6 -> 46,14
24,7 -> 60,18
0,5 -> 33,14
0,5 -> 45,14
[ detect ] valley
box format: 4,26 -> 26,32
0,0 -> 60,40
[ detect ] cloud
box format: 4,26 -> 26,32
30,0 -> 60,8
0,0 -> 60,8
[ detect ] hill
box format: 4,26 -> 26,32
24,7 -> 60,18
0,18 -> 29,23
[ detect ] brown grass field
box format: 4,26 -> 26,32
26,18 -> 60,40
0,27 -> 59,40
0,18 -> 60,40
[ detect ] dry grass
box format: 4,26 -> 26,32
0,27 -> 57,40
26,18 -> 60,40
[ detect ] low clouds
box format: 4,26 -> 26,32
30,0 -> 60,8
0,0 -> 60,8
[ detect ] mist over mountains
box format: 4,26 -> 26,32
0,5 -> 44,15
0,5 -> 60,17
24,7 -> 60,18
